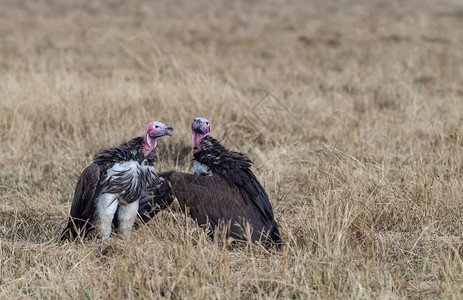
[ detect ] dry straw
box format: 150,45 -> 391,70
1,0 -> 463,298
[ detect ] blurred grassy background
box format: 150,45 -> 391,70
1,0 -> 463,298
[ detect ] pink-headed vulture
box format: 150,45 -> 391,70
60,122 -> 173,241
138,117 -> 282,248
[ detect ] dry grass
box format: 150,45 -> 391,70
1,0 -> 463,298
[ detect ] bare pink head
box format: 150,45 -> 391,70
191,117 -> 211,150
143,121 -> 174,156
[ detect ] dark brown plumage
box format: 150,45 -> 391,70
60,137 -> 158,241
139,135 -> 282,248
61,121 -> 173,241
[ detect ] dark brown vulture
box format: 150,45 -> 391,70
60,121 -> 174,241
138,117 -> 282,248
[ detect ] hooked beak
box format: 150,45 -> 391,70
193,120 -> 205,133
165,126 -> 174,136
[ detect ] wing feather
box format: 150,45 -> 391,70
61,164 -> 101,241
167,171 -> 278,245
192,136 -> 282,247
135,171 -> 175,226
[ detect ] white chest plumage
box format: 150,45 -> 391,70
193,160 -> 212,176
103,160 -> 157,190
105,161 -> 142,185
97,159 -> 158,241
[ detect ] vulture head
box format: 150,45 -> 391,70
192,117 -> 211,150
143,121 -> 174,156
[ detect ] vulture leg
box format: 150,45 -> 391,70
96,194 -> 119,241
116,200 -> 139,239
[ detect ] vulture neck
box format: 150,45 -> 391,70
192,131 -> 208,150
143,134 -> 157,157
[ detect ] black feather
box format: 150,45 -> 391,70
193,135 -> 279,231
61,136 -> 160,241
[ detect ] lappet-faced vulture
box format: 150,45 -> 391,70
60,121 -> 173,241
138,117 -> 282,248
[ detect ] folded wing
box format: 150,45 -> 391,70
162,171 -> 281,247
60,164 -> 102,240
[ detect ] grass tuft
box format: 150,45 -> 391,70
1,0 -> 463,298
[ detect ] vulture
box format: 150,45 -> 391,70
60,121 -> 174,241
138,117 -> 282,248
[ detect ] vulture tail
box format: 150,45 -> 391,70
268,224 -> 283,250
60,217 -> 95,241
60,225 -> 72,241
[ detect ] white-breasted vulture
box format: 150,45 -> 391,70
60,121 -> 174,241
138,117 -> 282,248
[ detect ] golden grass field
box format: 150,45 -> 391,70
1,0 -> 463,298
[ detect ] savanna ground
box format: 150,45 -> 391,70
1,0 -> 463,298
